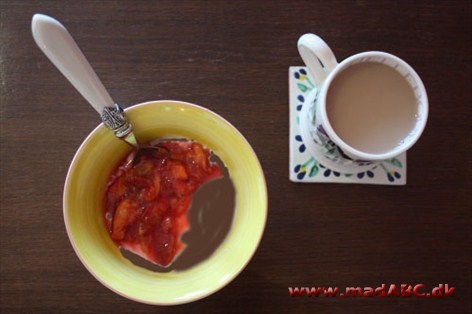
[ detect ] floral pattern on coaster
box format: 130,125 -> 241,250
289,66 -> 407,185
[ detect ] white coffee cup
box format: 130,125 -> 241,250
297,33 -> 428,173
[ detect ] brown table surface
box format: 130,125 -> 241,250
1,1 -> 471,313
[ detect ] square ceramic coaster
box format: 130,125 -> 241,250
289,66 -> 407,185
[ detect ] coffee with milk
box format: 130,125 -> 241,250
326,62 -> 418,154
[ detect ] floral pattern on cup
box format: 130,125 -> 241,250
293,155 -> 403,182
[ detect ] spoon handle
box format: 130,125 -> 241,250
31,14 -> 114,113
31,14 -> 136,145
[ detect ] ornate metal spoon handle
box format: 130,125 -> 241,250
100,104 -> 138,148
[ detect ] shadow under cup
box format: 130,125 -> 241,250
306,52 -> 428,169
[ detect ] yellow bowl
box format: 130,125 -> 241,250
63,100 -> 267,305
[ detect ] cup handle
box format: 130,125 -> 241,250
297,34 -> 338,85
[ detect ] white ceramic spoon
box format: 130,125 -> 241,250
31,14 -> 140,149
